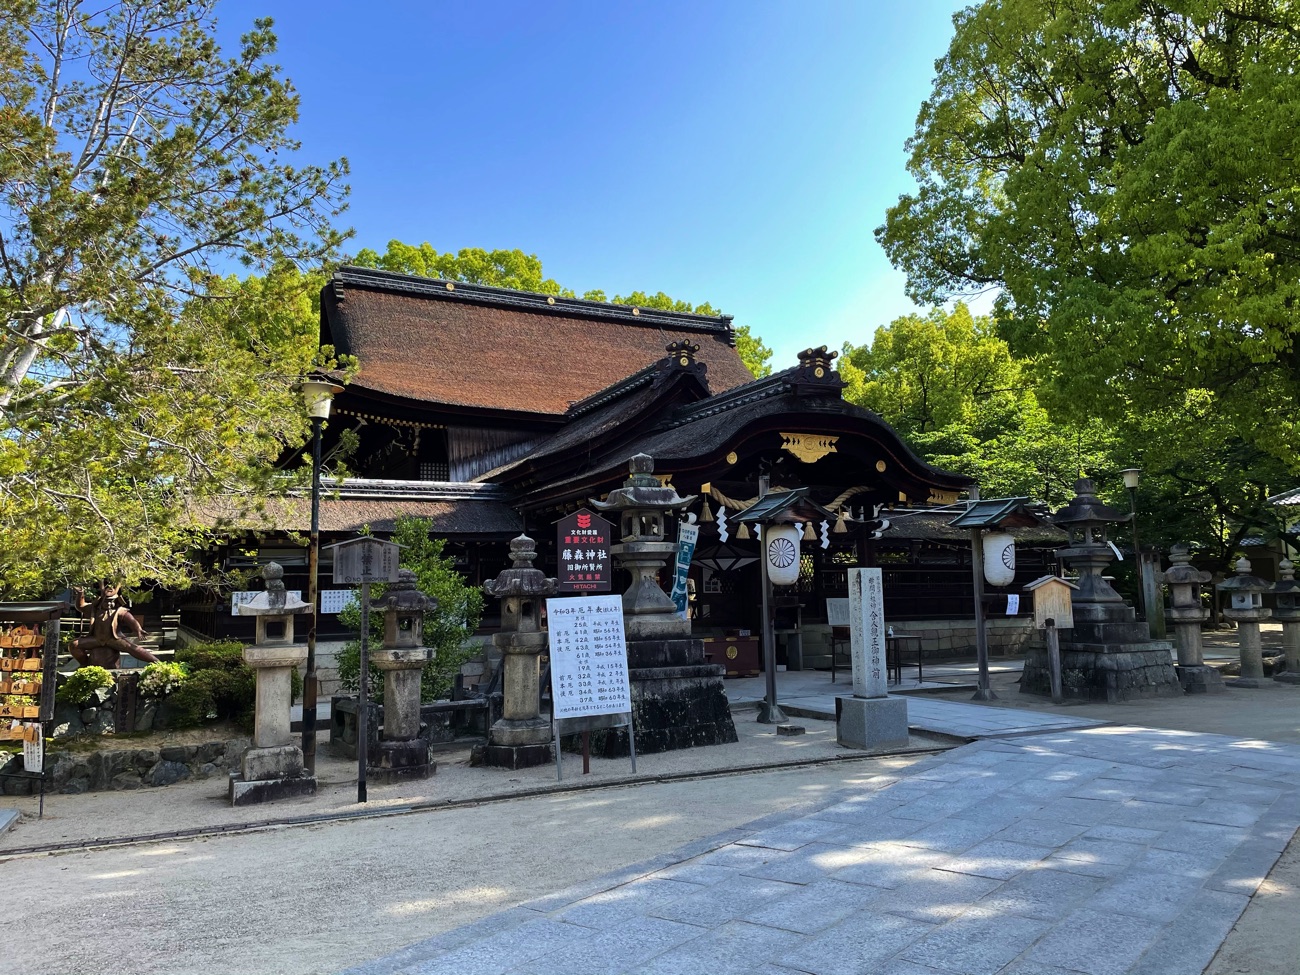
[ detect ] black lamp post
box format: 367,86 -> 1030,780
1120,468 -> 1144,623
300,377 -> 342,774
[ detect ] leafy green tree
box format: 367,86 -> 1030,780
352,239 -> 773,376
841,304 -> 1113,505
336,516 -> 485,703
0,3 -> 349,597
877,0 -> 1300,468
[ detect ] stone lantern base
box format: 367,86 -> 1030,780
473,742 -> 555,770
1021,618 -> 1182,703
229,746 -> 317,806
594,636 -> 737,757
369,738 -> 436,784
1176,664 -> 1226,694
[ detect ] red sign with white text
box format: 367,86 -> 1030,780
555,508 -> 613,593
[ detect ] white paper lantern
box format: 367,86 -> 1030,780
982,531 -> 1016,587
764,523 -> 802,586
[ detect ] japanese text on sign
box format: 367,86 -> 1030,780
555,508 -> 613,593
546,595 -> 632,720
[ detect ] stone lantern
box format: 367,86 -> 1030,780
230,562 -> 315,806
1217,557 -> 1276,688
370,568 -> 438,783
1161,544 -> 1223,694
477,535 -> 558,769
1052,478 -> 1132,620
1272,559 -> 1300,684
1038,478 -> 1180,702
591,454 -> 696,640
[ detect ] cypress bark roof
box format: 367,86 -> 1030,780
320,267 -> 756,417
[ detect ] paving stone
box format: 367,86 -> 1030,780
997,964 -> 1093,975
776,910 -> 936,975
743,841 -> 878,885
695,843 -> 794,872
900,911 -> 1049,975
1204,837 -> 1286,895
989,818 -> 1088,849
1101,800 -> 1192,829
877,869 -> 1004,924
950,797 -> 1045,827
896,816 -> 1005,854
654,861 -> 741,887
343,906 -> 544,973
821,815 -> 927,846
404,918 -> 593,975
1051,836 -> 1147,868
1066,780 -> 1141,802
511,916 -> 702,975
557,878 -> 700,928
971,865 -> 1104,921
649,875 -> 802,928
1125,888 -> 1251,975
632,920 -> 803,975
1079,823 -> 1163,845
1183,799 -> 1266,828
1153,820 -> 1249,857
737,817 -> 848,851
813,796 -> 907,825
1129,847 -> 1224,880
1024,908 -> 1165,975
1028,796 -> 1122,826
1084,868 -> 1207,923
938,839 -> 1053,881
830,844 -> 952,889
742,878 -> 885,935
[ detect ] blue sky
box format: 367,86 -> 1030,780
217,2 -> 972,369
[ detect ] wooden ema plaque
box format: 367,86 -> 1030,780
0,620 -> 53,740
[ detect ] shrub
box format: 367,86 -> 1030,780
138,662 -> 187,697
175,640 -> 245,671
160,680 -> 215,729
56,666 -> 115,706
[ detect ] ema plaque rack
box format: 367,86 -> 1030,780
0,602 -> 67,817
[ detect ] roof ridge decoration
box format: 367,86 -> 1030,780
330,265 -> 736,339
565,340 -> 711,418
791,346 -> 845,395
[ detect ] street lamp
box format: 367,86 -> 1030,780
300,377 -> 343,774
1119,468 -> 1144,623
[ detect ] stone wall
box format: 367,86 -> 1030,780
798,618 -> 1039,667
0,737 -> 250,795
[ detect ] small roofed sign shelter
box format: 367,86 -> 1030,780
949,497 -> 1049,701
1024,575 -> 1079,703
736,483 -> 837,724
325,536 -> 402,803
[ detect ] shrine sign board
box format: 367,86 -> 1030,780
555,508 -> 613,593
546,595 -> 632,722
326,537 -> 402,585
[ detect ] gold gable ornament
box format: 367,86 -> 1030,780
780,433 -> 838,464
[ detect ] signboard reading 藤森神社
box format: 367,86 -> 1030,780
546,594 -> 631,719
555,508 -> 613,593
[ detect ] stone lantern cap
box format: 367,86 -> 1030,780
382,568 -> 437,615
237,562 -> 310,616
590,453 -> 696,514
1216,557 -> 1272,594
1161,544 -> 1211,586
1051,478 -> 1131,528
1272,558 -> 1300,596
484,535 -> 558,598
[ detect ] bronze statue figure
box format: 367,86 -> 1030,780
70,584 -> 159,669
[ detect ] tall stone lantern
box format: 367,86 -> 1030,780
477,535 -> 558,769
1039,478 -> 1181,702
591,454 -> 696,640
1217,557 -> 1276,688
1161,544 -> 1224,694
370,568 -> 438,783
230,562 -> 315,806
1272,559 -> 1300,684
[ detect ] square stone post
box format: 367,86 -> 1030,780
837,567 -> 907,748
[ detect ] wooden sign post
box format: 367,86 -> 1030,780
1025,575 -> 1078,704
545,594 -> 635,781
326,537 -> 402,803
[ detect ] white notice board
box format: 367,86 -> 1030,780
320,590 -> 355,615
230,591 -> 301,614
546,594 -> 632,720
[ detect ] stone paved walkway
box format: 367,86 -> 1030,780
780,692 -> 1111,740
341,725 -> 1300,975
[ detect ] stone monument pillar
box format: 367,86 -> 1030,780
1272,559 -> 1300,684
589,454 -> 737,755
369,569 -> 438,783
1021,478 -> 1180,702
230,562 -> 316,805
1218,557 -> 1277,688
476,535 -> 558,769
837,567 -> 908,749
1161,544 -> 1224,694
